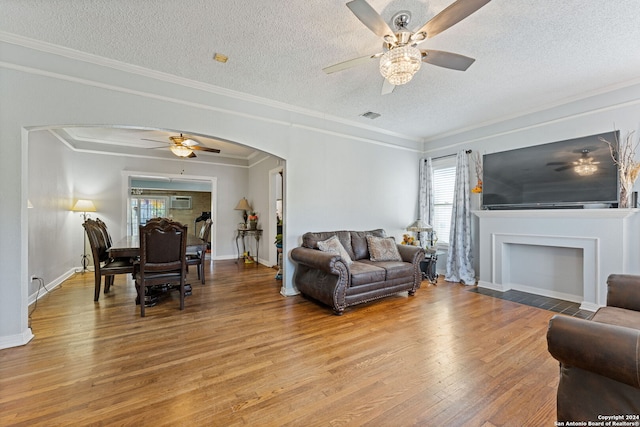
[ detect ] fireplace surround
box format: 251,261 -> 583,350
474,209 -> 640,311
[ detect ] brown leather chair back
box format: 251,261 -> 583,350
139,220 -> 187,272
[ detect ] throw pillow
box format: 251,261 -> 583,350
317,235 -> 353,265
366,235 -> 402,262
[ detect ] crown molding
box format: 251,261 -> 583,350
0,31 -> 422,146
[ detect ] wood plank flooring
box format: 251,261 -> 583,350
0,260 -> 560,426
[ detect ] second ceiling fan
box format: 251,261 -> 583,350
142,134 -> 221,158
323,0 -> 491,94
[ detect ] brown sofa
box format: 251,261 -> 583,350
291,229 -> 425,315
547,274 -> 640,422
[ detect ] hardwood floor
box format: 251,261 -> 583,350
0,260 -> 559,426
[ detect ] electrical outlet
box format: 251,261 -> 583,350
30,275 -> 39,281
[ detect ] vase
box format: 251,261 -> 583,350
249,220 -> 257,230
620,186 -> 630,208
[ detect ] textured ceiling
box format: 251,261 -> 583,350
2,0 -> 640,142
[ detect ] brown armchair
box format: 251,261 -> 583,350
83,219 -> 135,301
547,274 -> 640,422
134,220 -> 188,317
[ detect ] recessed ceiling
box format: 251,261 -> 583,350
3,0 -> 640,142
54,127 -> 261,162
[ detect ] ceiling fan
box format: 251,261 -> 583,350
547,149 -> 601,176
323,0 -> 491,94
142,134 -> 221,158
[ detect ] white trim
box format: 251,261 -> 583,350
28,268 -> 76,306
423,77 -> 640,145
0,31 -> 422,145
0,328 -> 34,350
474,208 -> 638,219
484,232 -> 600,308
120,171 -> 217,255
2,60 -> 421,154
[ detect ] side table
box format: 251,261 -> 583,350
420,249 -> 445,284
235,228 -> 262,266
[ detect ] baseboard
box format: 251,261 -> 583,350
578,301 -> 600,312
28,268 -> 76,306
280,286 -> 299,297
0,328 -> 34,350
477,280 -> 510,292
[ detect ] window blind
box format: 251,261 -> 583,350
432,165 -> 456,245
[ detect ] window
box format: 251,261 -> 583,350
432,159 -> 456,246
129,197 -> 168,236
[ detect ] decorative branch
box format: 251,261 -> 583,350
599,131 -> 640,193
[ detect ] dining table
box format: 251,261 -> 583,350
109,234 -> 206,260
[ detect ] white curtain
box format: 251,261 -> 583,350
445,150 -> 476,285
418,158 -> 434,244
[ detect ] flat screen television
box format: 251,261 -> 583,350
482,131 -> 620,209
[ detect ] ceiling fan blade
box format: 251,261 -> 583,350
141,138 -> 169,144
346,0 -> 397,42
554,165 -> 573,172
381,79 -> 395,95
188,152 -> 197,158
422,50 -> 475,71
416,0 -> 491,40
191,146 -> 221,153
323,53 -> 382,74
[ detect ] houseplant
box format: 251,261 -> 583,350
248,212 -> 258,229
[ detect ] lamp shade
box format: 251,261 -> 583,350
406,219 -> 432,232
72,199 -> 97,212
234,197 -> 252,211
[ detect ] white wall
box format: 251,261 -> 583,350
27,131 -> 77,299
26,129 -> 258,301
247,155 -> 282,266
0,37 -> 422,349
425,81 -> 640,281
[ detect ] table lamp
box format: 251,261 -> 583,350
235,197 -> 252,225
406,219 -> 433,249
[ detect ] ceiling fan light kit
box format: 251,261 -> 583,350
379,45 -> 422,85
169,144 -> 194,157
141,133 -> 221,158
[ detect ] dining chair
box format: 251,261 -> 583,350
134,219 -> 188,317
94,217 -> 113,248
187,218 -> 212,284
83,219 -> 135,301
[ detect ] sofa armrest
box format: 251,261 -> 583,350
607,274 -> 640,311
396,244 -> 425,265
547,314 -> 640,389
291,247 -> 344,273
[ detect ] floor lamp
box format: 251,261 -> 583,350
72,199 -> 97,272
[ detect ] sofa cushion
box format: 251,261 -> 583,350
349,261 -> 386,287
303,231 -> 355,260
359,259 -> 414,281
592,306 -> 640,330
350,229 -> 386,260
317,235 -> 353,265
366,235 -> 402,262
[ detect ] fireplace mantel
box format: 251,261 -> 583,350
473,209 -> 640,311
474,209 -> 637,220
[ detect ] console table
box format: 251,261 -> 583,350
235,228 -> 262,266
